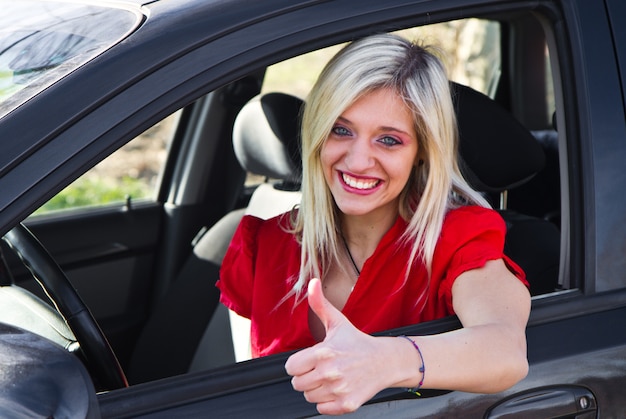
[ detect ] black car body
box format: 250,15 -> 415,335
0,0 -> 625,417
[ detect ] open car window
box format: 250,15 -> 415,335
226,15 -> 561,364
263,20 -> 501,102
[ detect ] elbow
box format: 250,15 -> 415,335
493,355 -> 528,393
477,356 -> 528,394
478,324 -> 529,393
484,339 -> 529,393
506,328 -> 530,389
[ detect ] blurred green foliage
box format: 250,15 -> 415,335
34,176 -> 151,215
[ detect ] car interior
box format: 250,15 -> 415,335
127,75 -> 562,384
1,9 -> 565,390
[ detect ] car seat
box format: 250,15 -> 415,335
127,93 -> 303,383
510,127 -> 561,226
192,92 -> 303,365
451,82 -> 560,296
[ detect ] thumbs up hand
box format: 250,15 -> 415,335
285,278 -> 398,415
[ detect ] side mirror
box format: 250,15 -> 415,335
0,322 -> 100,418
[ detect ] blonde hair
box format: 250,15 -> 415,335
289,33 -> 489,300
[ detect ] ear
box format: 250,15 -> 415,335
413,149 -> 425,167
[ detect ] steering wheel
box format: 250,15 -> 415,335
2,223 -> 128,390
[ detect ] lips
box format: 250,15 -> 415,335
341,172 -> 381,190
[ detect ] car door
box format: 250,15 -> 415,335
2,0 -> 626,416
11,117 -> 179,367
4,91 -> 249,369
0,1 -> 250,369
0,0 -> 168,371
92,0 -> 626,416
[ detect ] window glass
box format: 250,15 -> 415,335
263,19 -> 500,100
398,19 -> 501,96
545,45 -> 555,125
32,111 -> 180,215
0,0 -> 142,117
262,44 -> 344,99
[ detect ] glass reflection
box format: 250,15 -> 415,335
0,1 -> 141,115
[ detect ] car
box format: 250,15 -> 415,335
0,0 -> 625,417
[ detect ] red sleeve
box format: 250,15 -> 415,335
217,215 -> 264,319
435,206 -> 528,312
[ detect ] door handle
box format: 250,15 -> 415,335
485,385 -> 597,418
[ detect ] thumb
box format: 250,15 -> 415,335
307,278 -> 345,333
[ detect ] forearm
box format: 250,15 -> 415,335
386,323 -> 528,393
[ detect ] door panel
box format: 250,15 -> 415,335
485,385 -> 597,418
6,202 -> 165,366
97,298 -> 626,417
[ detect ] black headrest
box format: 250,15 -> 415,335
232,93 -> 303,185
452,82 -> 545,193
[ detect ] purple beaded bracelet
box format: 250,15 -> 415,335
399,335 -> 425,396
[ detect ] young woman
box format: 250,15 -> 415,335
218,33 -> 530,415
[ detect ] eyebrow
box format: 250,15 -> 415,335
335,116 -> 415,138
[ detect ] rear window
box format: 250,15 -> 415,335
0,0 -> 142,118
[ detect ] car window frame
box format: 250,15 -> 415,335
101,0 -> 572,390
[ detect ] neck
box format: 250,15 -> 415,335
340,210 -> 399,263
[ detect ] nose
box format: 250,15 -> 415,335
344,137 -> 375,172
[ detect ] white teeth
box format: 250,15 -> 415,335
342,173 -> 379,190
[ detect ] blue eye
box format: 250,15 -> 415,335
332,125 -> 351,136
378,136 -> 401,146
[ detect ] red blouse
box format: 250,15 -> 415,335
217,205 -> 526,358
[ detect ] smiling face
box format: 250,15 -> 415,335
320,88 -> 419,222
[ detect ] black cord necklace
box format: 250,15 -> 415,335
341,233 -> 361,277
